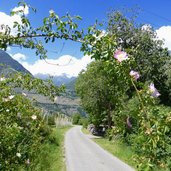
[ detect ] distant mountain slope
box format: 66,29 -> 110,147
65,77 -> 76,90
0,50 -> 85,116
35,73 -> 76,86
34,74 -> 86,116
0,50 -> 31,75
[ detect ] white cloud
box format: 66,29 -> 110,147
156,26 -> 171,50
12,53 -> 27,62
6,46 -> 11,52
141,24 -> 152,32
13,54 -> 93,78
0,11 -> 21,35
12,5 -> 29,16
0,6 -> 29,35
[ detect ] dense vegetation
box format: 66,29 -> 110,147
0,1 -> 79,170
0,72 -> 64,170
1,0 -> 171,170
76,12 -> 171,170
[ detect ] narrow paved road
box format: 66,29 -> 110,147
65,126 -> 135,171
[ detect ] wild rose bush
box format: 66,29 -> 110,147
80,24 -> 171,170
0,74 -> 62,170
112,50 -> 171,170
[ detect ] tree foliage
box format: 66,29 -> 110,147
76,60 -> 131,128
76,11 -> 171,170
107,11 -> 170,104
0,1 -> 83,59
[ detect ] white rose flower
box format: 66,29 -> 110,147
31,115 -> 37,120
16,153 -> 21,158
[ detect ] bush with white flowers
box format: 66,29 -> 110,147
0,73 -> 63,170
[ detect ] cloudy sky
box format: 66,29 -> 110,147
0,0 -> 171,77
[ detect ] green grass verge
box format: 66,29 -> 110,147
93,137 -> 137,170
81,127 -> 90,134
34,126 -> 71,171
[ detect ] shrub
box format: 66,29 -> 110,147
72,113 -> 81,125
0,74 -> 62,170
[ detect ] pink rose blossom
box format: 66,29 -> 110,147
149,83 -> 160,97
114,50 -> 128,62
25,159 -> 30,165
126,116 -> 132,128
129,70 -> 140,80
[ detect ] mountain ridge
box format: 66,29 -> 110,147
0,50 -> 84,116
34,73 -> 77,86
0,49 -> 32,75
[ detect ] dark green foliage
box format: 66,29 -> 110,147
80,118 -> 89,128
107,11 -> 171,104
72,113 -> 81,125
75,60 -> 131,128
77,10 -> 171,170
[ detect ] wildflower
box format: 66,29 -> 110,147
8,95 -> 14,100
17,113 -> 22,118
3,95 -> 15,102
114,50 -> 128,62
92,30 -> 107,45
54,96 -> 58,102
49,9 -> 54,15
25,159 -> 30,165
6,109 -> 10,112
149,83 -> 160,97
16,152 -> 21,158
129,70 -> 140,80
22,92 -> 27,96
2,98 -> 9,102
96,30 -> 106,40
31,115 -> 37,120
0,77 -> 6,81
126,116 -> 132,128
145,128 -> 153,135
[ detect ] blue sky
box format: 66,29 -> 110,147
0,0 -> 171,77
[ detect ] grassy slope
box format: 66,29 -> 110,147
34,126 -> 71,171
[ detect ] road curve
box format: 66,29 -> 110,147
65,126 -> 135,171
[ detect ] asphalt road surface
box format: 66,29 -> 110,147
65,126 -> 135,171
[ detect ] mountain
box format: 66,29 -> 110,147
0,50 -> 85,116
34,73 -> 76,86
34,73 -> 86,116
0,50 -> 31,75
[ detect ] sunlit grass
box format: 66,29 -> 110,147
81,127 -> 90,134
93,137 -> 136,169
34,126 -> 71,171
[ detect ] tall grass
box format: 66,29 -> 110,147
33,126 -> 71,171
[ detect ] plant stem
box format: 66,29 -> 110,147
131,78 -> 148,120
